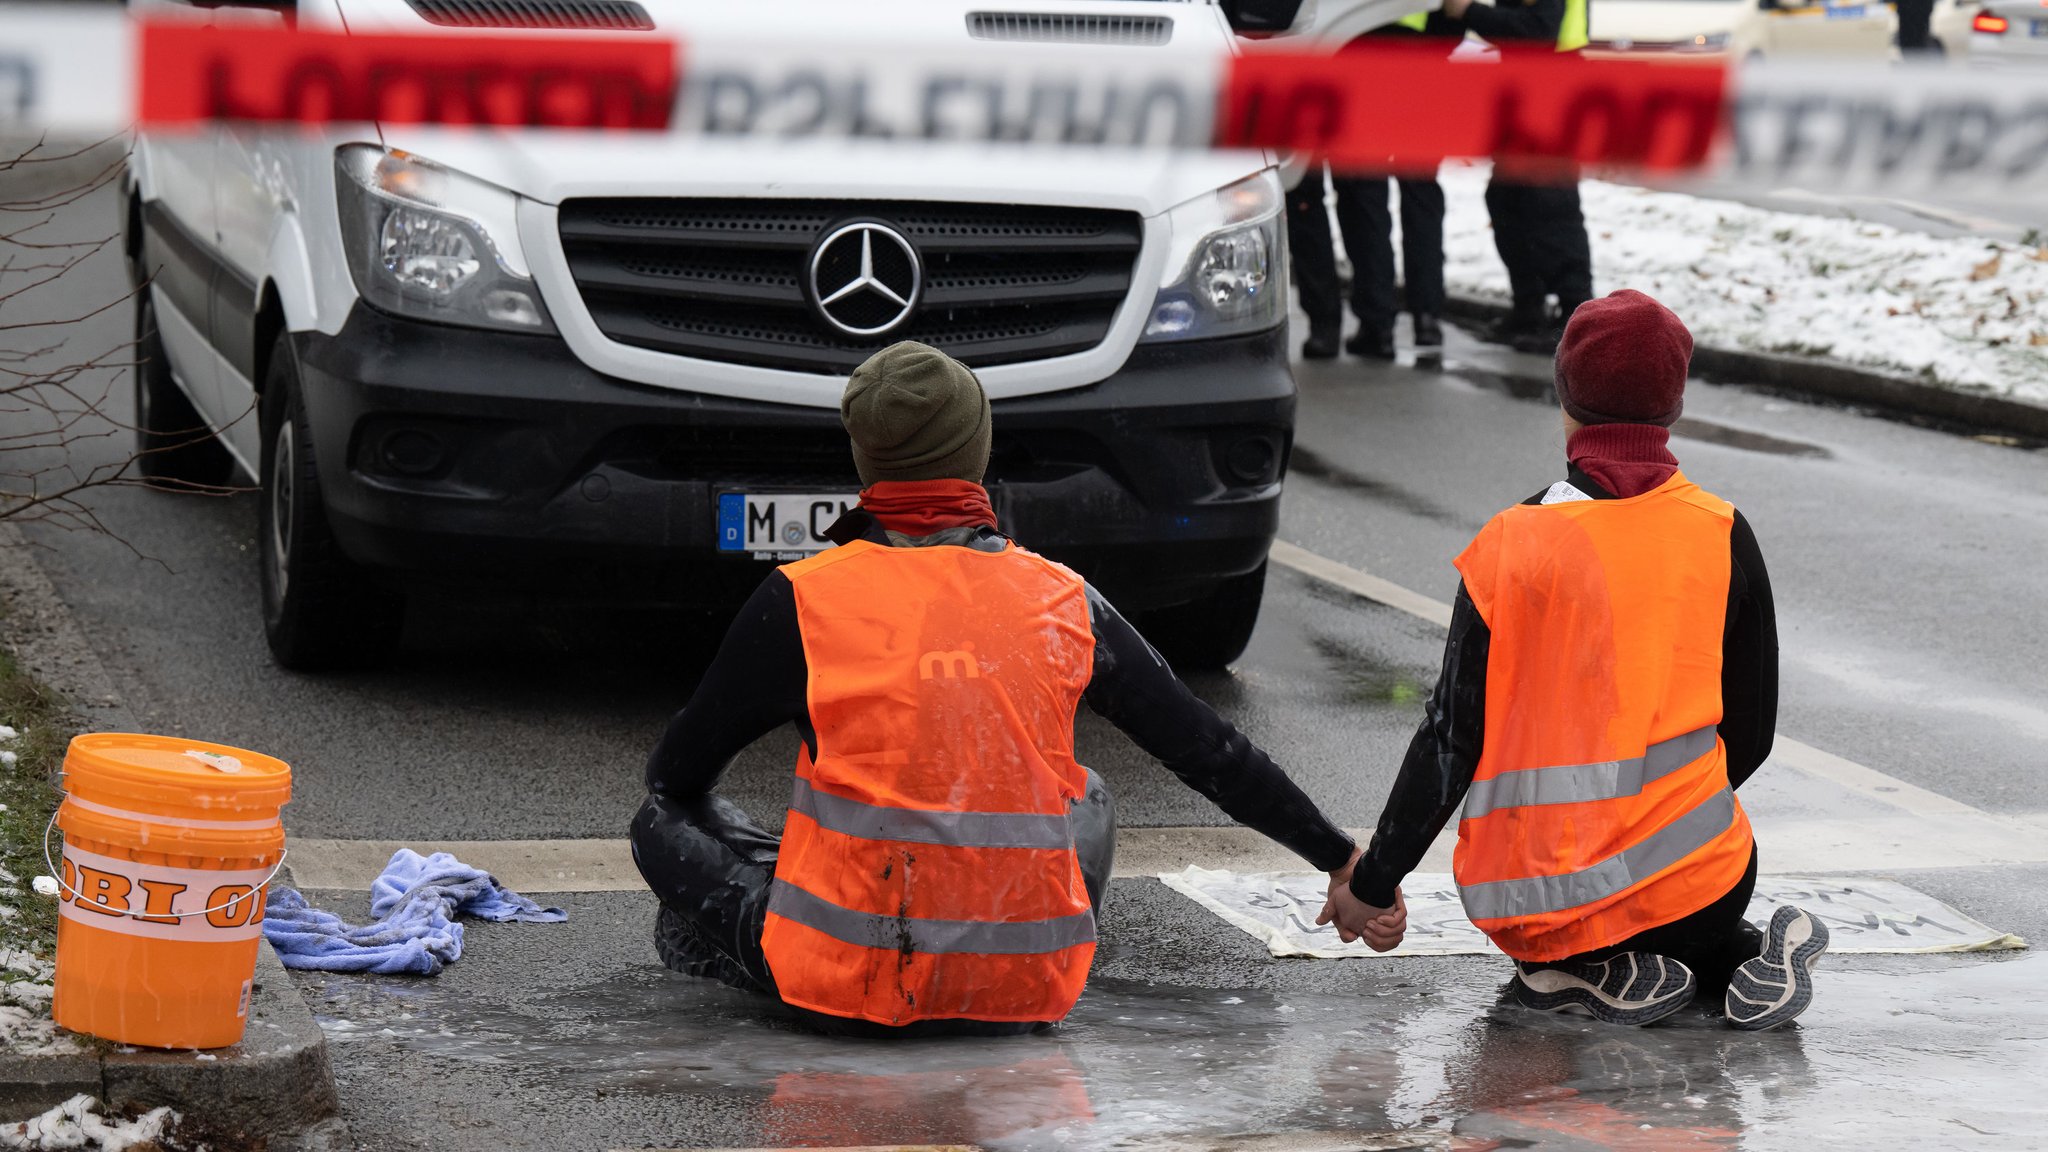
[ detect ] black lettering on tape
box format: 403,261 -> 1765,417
2002,101 -> 2048,180
280,57 -> 350,123
1127,80 -> 1191,149
920,75 -> 966,139
699,72 -> 760,135
845,77 -> 894,140
774,70 -> 832,138
1639,89 -> 1721,170
0,56 -> 34,123
1938,100 -> 1999,178
1871,101 -> 1930,177
1776,94 -> 1830,177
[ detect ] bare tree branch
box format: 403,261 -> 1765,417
0,139 -> 253,549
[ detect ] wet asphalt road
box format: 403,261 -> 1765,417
6,178 -> 2048,1149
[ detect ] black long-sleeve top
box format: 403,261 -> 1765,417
645,512 -> 1358,873
1349,467 -> 1779,908
1436,0 -> 1570,45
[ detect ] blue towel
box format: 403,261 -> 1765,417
263,849 -> 566,975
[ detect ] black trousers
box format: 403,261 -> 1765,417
1551,740 -> 1769,1003
1896,0 -> 1935,50
1483,173 -> 1593,323
630,770 -> 1117,1038
1562,845 -> 1764,1002
1287,163 -> 1446,338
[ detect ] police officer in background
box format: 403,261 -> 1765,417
1287,15 -> 1453,362
1437,0 -> 1594,354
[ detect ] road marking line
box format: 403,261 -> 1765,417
1270,537 -> 2026,828
286,838 -> 641,893
287,807 -> 2048,894
1270,540 -> 1453,628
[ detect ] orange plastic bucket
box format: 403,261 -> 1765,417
50,733 -> 291,1049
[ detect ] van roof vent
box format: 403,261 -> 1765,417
966,12 -> 1174,45
405,0 -> 656,31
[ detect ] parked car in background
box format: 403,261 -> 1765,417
1586,0 -> 1899,59
1968,0 -> 2048,62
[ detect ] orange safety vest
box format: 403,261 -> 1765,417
761,538 -> 1098,1026
1451,471 -> 1755,962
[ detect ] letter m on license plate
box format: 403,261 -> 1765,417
718,492 -> 857,557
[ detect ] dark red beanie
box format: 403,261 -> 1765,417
1554,289 -> 1693,427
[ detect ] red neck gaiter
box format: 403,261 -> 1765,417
858,479 -> 998,537
1567,423 -> 1679,498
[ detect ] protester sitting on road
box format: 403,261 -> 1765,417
630,340 -> 1360,1037
1319,291 -> 1827,1030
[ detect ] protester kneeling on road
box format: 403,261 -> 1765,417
630,341 -> 1359,1037
1320,291 -> 1826,1030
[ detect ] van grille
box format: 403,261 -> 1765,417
405,0 -> 655,30
557,199 -> 1144,374
966,12 -> 1174,44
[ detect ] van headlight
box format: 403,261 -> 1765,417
335,145 -> 553,333
1141,169 -> 1286,343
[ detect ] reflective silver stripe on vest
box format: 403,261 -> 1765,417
1459,786 -> 1740,922
1462,725 -> 1719,822
789,776 -> 1073,850
768,879 -> 1097,955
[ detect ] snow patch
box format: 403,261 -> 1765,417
1433,162 -> 2048,406
0,1096 -> 178,1151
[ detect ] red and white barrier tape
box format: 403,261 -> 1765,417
3,5 -> 2046,206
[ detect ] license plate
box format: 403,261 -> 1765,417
2033,18 -> 2048,35
717,492 -> 858,558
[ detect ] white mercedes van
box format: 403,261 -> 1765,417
126,0 -> 1303,669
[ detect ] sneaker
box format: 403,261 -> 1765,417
1301,330 -> 1341,360
655,904 -> 763,992
1513,952 -> 1697,1026
1725,906 -> 1829,1031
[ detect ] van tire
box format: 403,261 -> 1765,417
1136,561 -> 1266,671
133,295 -> 235,488
257,332 -> 403,670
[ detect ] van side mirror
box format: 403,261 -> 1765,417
1220,0 -> 1308,35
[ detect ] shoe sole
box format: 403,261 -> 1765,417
1515,954 -> 1696,1027
1725,906 -> 1829,1031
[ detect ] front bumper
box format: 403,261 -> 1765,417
291,306 -> 1295,612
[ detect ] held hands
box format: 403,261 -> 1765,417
1316,852 -> 1408,953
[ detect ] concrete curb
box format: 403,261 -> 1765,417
0,524 -> 343,1139
1441,295 -> 2048,441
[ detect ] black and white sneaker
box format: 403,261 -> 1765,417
1513,953 -> 1697,1026
1725,905 -> 1829,1031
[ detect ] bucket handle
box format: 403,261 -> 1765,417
43,811 -> 289,920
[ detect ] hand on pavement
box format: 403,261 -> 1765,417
1317,882 -> 1408,953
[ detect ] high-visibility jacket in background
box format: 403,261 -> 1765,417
761,538 -> 1098,1026
1451,471 -> 1754,962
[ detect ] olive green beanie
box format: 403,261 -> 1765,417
841,341 -> 992,486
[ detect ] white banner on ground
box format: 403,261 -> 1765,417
1159,866 -> 2028,959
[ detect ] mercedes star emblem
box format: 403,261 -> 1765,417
807,221 -> 923,339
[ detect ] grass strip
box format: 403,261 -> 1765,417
0,640 -> 74,958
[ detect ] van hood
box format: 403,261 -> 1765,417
1590,0 -> 1746,42
374,131 -> 1269,217
360,0 -> 1258,214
